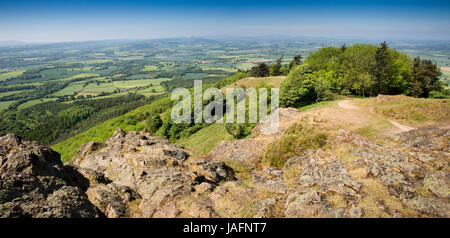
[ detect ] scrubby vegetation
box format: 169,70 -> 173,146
263,120 -> 329,169
278,42 -> 448,107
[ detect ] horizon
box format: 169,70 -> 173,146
1,0 -> 450,42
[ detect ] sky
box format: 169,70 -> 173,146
0,0 -> 450,42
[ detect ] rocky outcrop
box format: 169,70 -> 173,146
0,134 -> 102,218
333,128 -> 450,217
71,128 -> 234,218
1,125 -> 448,218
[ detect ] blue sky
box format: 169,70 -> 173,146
1,0 -> 449,42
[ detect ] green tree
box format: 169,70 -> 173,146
409,57 -> 442,98
280,64 -> 316,107
288,54 -> 303,70
270,56 -> 283,76
250,63 -> 270,77
146,115 -> 163,134
372,41 -> 390,94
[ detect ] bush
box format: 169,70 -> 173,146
262,122 -> 328,169
279,64 -> 317,107
146,114 -> 163,134
250,63 -> 270,77
429,90 -> 448,99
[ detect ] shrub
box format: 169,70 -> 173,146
262,122 -> 328,169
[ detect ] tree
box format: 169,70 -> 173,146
250,63 -> 270,77
409,57 -> 442,98
270,56 -> 283,76
280,64 -> 316,107
372,41 -> 390,94
146,115 -> 163,134
288,54 -> 303,70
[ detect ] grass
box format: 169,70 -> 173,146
262,120 -> 329,169
52,97 -> 173,162
373,96 -> 450,125
0,89 -> 31,98
142,65 -> 158,71
0,101 -> 15,111
297,98 -> 341,111
220,76 -> 286,94
57,73 -> 99,81
176,123 -> 234,154
136,85 -> 166,96
80,82 -> 116,93
17,98 -> 58,110
52,83 -> 86,96
112,78 -> 170,89
224,161 -> 253,185
0,70 -> 25,81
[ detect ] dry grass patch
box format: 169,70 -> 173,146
358,178 -> 417,218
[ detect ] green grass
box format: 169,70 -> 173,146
80,82 -> 116,93
57,73 -> 99,81
176,123 -> 235,154
0,70 -> 25,81
112,78 -> 170,89
52,83 -> 86,96
373,97 -> 450,124
136,85 -> 166,96
52,97 -> 173,162
0,101 -> 16,111
0,90 -> 31,98
17,98 -> 59,110
182,73 -> 208,80
297,97 -> 341,111
142,65 -> 158,71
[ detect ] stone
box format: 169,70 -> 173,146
423,171 -> 450,199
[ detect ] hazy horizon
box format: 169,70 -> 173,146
1,0 -> 450,42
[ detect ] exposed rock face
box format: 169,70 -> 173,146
0,134 -> 102,218
71,128 -> 234,218
1,125 -> 448,218
333,128 -> 450,217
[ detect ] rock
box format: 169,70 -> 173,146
210,139 -> 268,166
394,127 -> 449,152
188,197 -> 219,218
284,189 -> 330,218
71,129 -> 234,218
191,160 -> 235,183
253,198 -> 277,218
392,211 -> 403,218
153,202 -> 180,218
349,207 -> 364,218
423,171 -> 450,199
353,147 -> 418,198
0,134 -> 102,218
407,196 -> 450,218
252,167 -> 286,194
298,155 -> 361,197
196,182 -> 214,193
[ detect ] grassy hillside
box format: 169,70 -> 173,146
176,123 -> 235,154
52,72 -> 250,161
52,97 -> 173,161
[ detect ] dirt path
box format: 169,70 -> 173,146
337,99 -> 359,110
337,98 -> 417,134
388,120 -> 416,132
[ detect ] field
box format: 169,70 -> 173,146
52,83 -> 86,96
0,70 -> 25,81
17,98 -> 59,110
0,101 -> 15,111
112,78 -> 170,89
